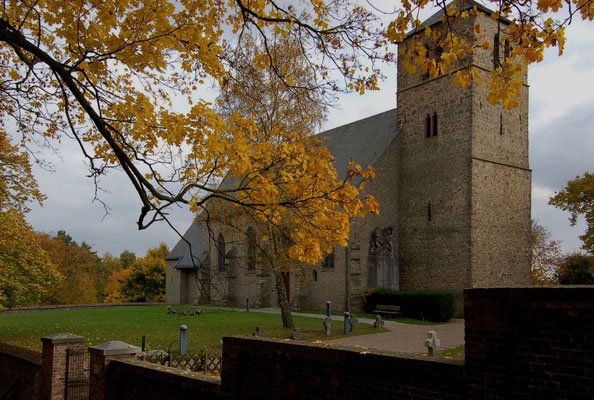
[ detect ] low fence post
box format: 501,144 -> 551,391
89,341 -> 140,400
41,333 -> 86,400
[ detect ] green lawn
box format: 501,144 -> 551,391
0,305 -> 385,353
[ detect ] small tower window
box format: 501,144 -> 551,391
432,112 -> 438,136
313,270 -> 318,282
493,33 -> 500,68
499,113 -> 504,136
427,203 -> 432,221
217,232 -> 226,272
247,227 -> 256,271
504,40 -> 511,61
425,114 -> 431,138
323,252 -> 335,269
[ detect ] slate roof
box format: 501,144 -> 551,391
166,108 -> 399,268
165,218 -> 209,269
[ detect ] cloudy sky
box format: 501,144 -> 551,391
25,6 -> 594,258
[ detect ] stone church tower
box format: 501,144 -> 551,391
396,5 -> 532,301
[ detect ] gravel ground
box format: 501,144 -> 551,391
323,317 -> 465,355
249,308 -> 465,355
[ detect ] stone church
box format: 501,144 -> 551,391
166,1 -> 532,312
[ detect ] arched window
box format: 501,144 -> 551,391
247,227 -> 256,271
425,114 -> 431,138
217,232 -> 225,272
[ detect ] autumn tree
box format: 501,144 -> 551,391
531,220 -> 563,285
95,253 -> 123,302
209,36 -> 377,328
0,129 -> 61,308
119,250 -> 136,269
104,244 -> 168,303
557,253 -> 594,285
36,231 -> 100,304
1,0 -> 591,270
549,172 -> 594,255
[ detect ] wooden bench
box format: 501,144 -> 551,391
373,304 -> 401,317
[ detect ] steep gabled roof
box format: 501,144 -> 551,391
165,219 -> 208,269
166,108 -> 399,265
319,108 -> 398,180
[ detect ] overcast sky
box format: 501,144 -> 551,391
25,8 -> 594,258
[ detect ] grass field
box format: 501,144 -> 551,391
0,305 -> 385,353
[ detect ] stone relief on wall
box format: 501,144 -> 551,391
367,226 -> 399,291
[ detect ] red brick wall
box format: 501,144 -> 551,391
0,342 -> 42,400
105,359 -> 222,400
4,287 -> 594,400
465,287 -> 594,400
222,337 -> 465,400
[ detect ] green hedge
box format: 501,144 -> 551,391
364,289 -> 454,322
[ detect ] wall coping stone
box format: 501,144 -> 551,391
0,342 -> 42,366
41,332 -> 86,344
89,341 -> 140,356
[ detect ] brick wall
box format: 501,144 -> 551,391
222,337 -> 465,400
105,359 -> 222,400
3,287 -> 594,399
465,287 -> 594,400
0,342 -> 42,400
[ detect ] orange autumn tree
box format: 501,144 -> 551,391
385,0 -> 594,110
0,0 -> 591,269
0,130 -> 61,309
209,35 -> 377,328
35,231 -> 100,304
104,244 -> 168,303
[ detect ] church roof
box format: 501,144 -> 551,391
166,108 -> 399,266
165,219 -> 209,269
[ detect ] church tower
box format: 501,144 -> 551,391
396,3 -> 532,307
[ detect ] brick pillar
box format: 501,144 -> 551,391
89,341 -> 140,400
41,333 -> 86,400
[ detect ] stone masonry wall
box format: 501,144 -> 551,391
396,16 -> 475,302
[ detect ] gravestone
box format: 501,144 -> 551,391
367,226 -> 399,290
374,314 -> 384,329
323,317 -> 333,336
252,326 -> 267,337
349,315 -> 358,333
424,330 -> 440,357
291,327 -> 303,340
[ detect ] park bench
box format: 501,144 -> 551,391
373,304 -> 401,317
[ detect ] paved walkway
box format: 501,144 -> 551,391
202,306 -> 465,355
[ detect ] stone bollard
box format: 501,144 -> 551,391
344,312 -> 350,335
323,317 -> 333,336
246,296 -> 250,312
326,301 -> 331,317
424,331 -> 440,357
41,333 -> 86,400
180,325 -> 188,355
89,341 -> 140,400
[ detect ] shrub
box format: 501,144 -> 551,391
364,289 -> 454,322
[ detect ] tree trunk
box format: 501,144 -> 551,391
274,269 -> 294,329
